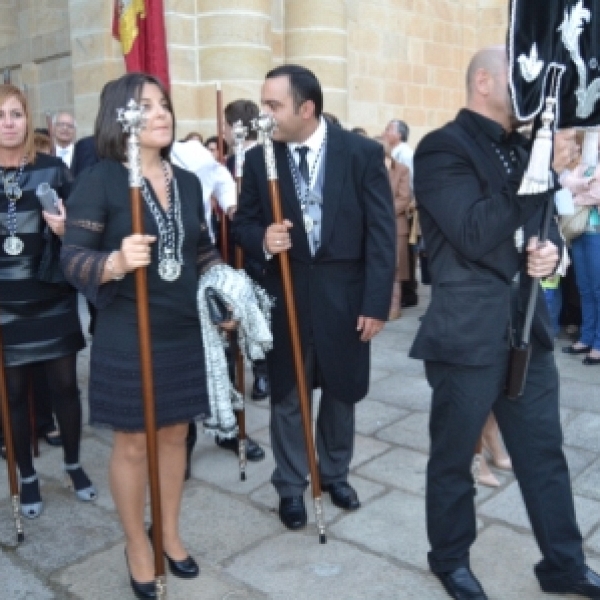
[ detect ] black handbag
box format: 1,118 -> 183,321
205,287 -> 232,325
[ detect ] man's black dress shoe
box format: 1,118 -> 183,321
401,295 -> 418,308
279,496 -> 307,530
216,436 -> 265,461
539,566 -> 600,598
251,374 -> 270,400
583,355 -> 600,365
147,525 -> 200,579
435,566 -> 488,600
125,549 -> 157,599
322,482 -> 360,511
562,344 -> 592,355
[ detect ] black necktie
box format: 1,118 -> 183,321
295,146 -> 309,184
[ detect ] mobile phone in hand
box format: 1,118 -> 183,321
36,182 -> 60,215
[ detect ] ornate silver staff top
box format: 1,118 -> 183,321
117,98 -> 146,188
251,113 -> 277,181
232,120 -> 248,179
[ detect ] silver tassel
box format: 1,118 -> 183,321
518,96 -> 556,195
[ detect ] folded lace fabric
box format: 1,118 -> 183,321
197,264 -> 273,438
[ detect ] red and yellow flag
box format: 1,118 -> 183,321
112,0 -> 170,91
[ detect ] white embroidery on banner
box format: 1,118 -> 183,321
558,0 -> 600,119
518,43 -> 544,82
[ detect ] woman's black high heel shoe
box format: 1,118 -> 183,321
147,524 -> 200,579
124,549 -> 157,599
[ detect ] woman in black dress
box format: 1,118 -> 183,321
62,74 -> 228,599
0,84 -> 94,519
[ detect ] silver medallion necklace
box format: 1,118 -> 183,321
140,160 -> 185,281
1,158 -> 26,256
287,128 -> 327,234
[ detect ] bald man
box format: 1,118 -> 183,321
410,46 -> 600,599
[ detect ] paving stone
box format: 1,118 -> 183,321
356,446 -> 428,495
0,482 -> 122,575
472,525 -> 563,599
376,410 -> 430,453
564,444 -> 598,479
574,458 -> 600,501
351,432 -> 391,468
355,399 -> 408,435
331,489 -> 430,571
0,549 -> 55,599
178,484 -> 279,564
368,371 -> 432,411
225,534 -> 447,600
586,527 -> 600,555
189,435 -> 275,494
559,376 -> 600,413
248,475 -> 385,524
563,412 -> 600,452
479,481 -> 600,537
56,544 -> 265,600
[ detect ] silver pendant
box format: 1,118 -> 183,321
303,213 -> 314,233
3,235 -> 24,255
158,257 -> 181,281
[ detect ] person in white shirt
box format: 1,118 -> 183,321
53,111 -> 76,168
170,139 -> 236,242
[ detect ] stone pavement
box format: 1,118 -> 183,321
1,285 -> 600,599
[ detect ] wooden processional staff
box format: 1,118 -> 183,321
252,114 -> 326,544
117,100 -> 167,599
0,67 -> 25,544
0,323 -> 25,544
232,120 -> 248,481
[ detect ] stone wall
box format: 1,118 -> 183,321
0,0 -> 509,144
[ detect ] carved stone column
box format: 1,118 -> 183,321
284,0 -> 348,122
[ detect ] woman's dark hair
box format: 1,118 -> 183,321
204,135 -> 229,156
95,73 -> 175,162
265,64 -> 323,118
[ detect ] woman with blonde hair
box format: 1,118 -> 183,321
0,84 -> 94,519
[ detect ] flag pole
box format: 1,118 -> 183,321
117,99 -> 167,599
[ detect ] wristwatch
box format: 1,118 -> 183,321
107,251 -> 125,280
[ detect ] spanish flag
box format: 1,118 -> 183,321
113,0 -> 170,91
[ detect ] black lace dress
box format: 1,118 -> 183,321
0,153 -> 84,367
61,160 -> 219,431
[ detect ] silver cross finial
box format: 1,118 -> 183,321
117,99 -> 146,187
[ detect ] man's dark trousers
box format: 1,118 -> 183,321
425,341 -> 585,588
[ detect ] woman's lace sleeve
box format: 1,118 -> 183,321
61,162 -> 122,308
61,243 -> 119,309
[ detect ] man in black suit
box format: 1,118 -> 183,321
411,45 -> 600,599
233,65 -> 395,530
71,135 -> 99,178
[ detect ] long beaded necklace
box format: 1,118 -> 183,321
286,127 -> 327,233
140,160 -> 185,281
1,158 -> 26,256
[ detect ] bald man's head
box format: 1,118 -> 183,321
464,45 -> 514,131
466,46 -> 506,100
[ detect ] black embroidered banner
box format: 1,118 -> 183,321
508,0 -> 600,128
